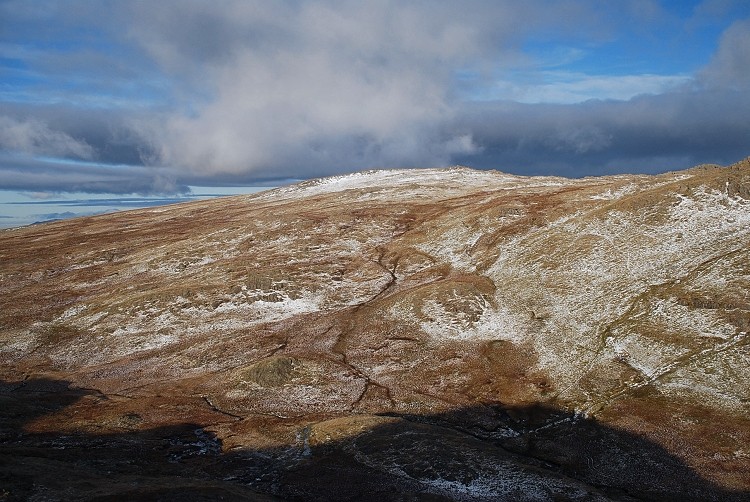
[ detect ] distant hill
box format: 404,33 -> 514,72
1,158 -> 749,500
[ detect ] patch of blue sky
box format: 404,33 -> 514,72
462,44 -> 711,104
456,1 -> 749,105
0,62 -> 44,89
0,37 -> 172,109
455,63 -> 693,104
3,72 -> 172,109
0,56 -> 27,70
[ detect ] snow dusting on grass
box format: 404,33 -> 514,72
418,299 -> 526,343
413,225 -> 482,273
264,167 -> 541,202
588,183 -> 639,200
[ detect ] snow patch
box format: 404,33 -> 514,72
417,300 -> 526,343
589,183 -> 639,200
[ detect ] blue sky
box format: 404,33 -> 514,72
1,0 -> 750,226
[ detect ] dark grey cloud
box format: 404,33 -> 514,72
0,103 -> 171,193
0,103 -> 157,166
455,86 -> 750,176
0,154 -> 188,194
0,115 -> 94,159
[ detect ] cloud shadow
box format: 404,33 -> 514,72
1,378 -> 746,501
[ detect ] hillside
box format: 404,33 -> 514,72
1,158 -> 750,500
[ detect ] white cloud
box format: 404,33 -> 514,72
130,1 -> 488,177
126,0 -> 611,178
698,18 -> 750,89
0,115 -> 94,159
473,72 -> 693,104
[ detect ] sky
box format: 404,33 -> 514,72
1,0 -> 750,227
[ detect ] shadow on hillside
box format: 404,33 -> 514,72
1,378 -> 747,501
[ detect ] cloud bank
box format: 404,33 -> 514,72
1,1 -> 749,193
